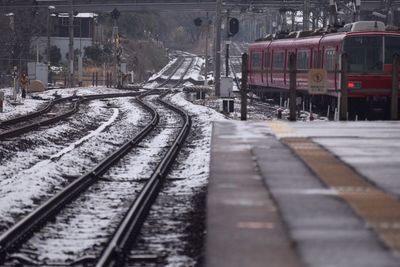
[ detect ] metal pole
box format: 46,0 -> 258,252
214,0 -> 222,96
204,12 -> 209,86
391,53 -> 399,120
354,0 -> 361,21
303,0 -> 310,30
329,0 -> 337,26
241,53 -> 248,121
225,42 -> 230,77
47,9 -> 50,65
340,53 -> 348,121
386,0 -> 394,25
68,0 -> 74,87
289,52 -> 297,121
225,10 -> 230,77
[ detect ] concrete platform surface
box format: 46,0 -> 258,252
206,120 -> 400,267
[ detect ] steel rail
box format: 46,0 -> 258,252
0,96 -> 75,126
0,92 -> 141,140
95,92 -> 192,267
172,57 -> 196,88
0,92 -> 158,264
157,57 -> 187,88
0,98 -> 80,140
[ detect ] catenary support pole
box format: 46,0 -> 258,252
289,52 -> 297,121
204,12 -> 210,86
225,10 -> 230,77
391,53 -> 399,120
241,53 -> 248,121
214,0 -> 222,96
68,0 -> 74,88
340,53 -> 348,121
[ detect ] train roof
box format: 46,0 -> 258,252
249,21 -> 400,49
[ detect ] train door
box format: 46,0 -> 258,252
272,50 -> 285,87
297,49 -> 311,90
323,47 -> 336,91
250,50 -> 262,85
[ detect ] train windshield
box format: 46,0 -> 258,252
344,36 -> 383,73
385,36 -> 400,64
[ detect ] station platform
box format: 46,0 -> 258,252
206,120 -> 400,267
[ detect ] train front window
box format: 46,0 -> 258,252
344,36 -> 383,73
385,36 -> 400,64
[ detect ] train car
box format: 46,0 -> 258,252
248,21 -> 400,119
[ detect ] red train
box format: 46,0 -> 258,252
247,21 -> 400,119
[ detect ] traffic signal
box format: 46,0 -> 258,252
194,17 -> 202,27
111,8 -> 120,20
228,18 -> 239,37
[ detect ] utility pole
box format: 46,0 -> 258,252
111,8 -> 121,88
204,12 -> 210,86
241,53 -> 248,121
68,0 -> 74,87
329,0 -> 337,26
214,0 -> 222,96
303,0 -> 310,30
225,9 -> 230,77
289,53 -> 297,121
354,0 -> 361,21
391,53 -> 399,120
340,54 -> 348,121
47,6 -> 55,84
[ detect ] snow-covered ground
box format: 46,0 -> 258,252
0,56 -> 229,265
0,88 -> 149,234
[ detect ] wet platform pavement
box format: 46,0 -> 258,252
206,121 -> 400,267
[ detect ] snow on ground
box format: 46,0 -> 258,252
184,57 -> 204,81
148,58 -> 178,81
171,58 -> 193,80
144,53 -> 204,89
168,92 -> 226,189
0,90 -> 145,232
19,106 -> 178,263
127,92 -> 227,266
0,88 -> 47,120
0,86 -> 135,121
0,53 -> 234,265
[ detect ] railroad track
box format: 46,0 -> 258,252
0,91 -> 191,267
171,57 -> 196,88
146,54 -> 197,89
0,92 -> 141,140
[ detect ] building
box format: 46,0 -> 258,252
32,13 -> 96,63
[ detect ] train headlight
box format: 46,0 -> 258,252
347,81 -> 362,89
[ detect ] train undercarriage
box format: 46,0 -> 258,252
250,85 -> 399,120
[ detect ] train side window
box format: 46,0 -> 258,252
272,51 -> 284,70
385,36 -> 400,64
297,50 -> 310,70
251,52 -> 262,70
324,49 -> 336,71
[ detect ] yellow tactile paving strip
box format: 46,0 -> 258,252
268,121 -> 400,252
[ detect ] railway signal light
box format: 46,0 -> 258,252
194,17 -> 202,27
111,8 -> 120,20
228,18 -> 239,37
